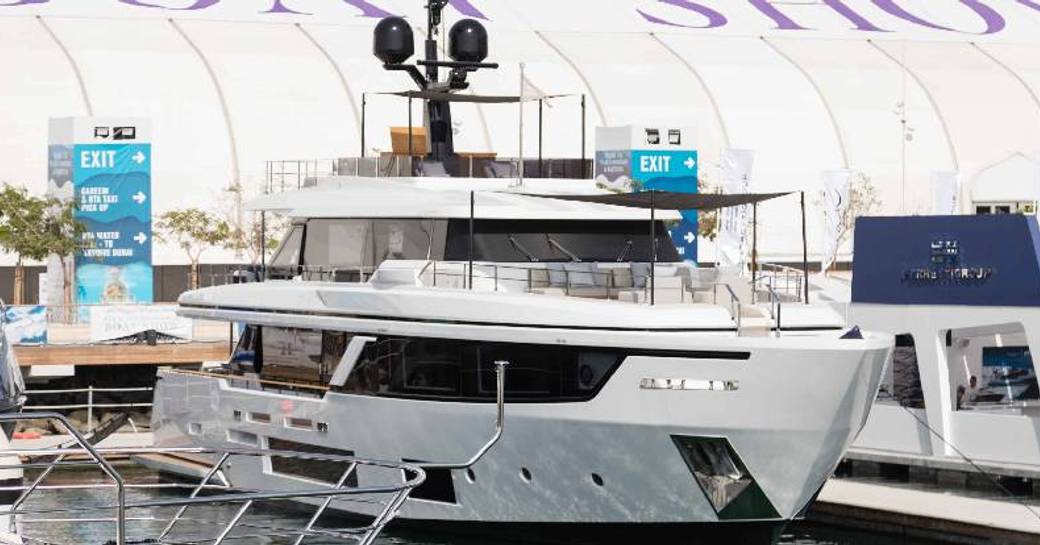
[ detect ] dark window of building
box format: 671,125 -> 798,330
975,206 -> 992,215
996,205 -> 1013,214
444,219 -> 680,263
268,438 -> 358,487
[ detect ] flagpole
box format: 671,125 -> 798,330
518,62 -> 525,187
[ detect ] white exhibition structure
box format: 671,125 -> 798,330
1,1 -> 1040,263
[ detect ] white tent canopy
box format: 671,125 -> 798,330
1,1 -> 1040,263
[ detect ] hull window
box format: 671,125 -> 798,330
672,436 -> 779,521
267,437 -> 358,487
403,461 -> 457,504
256,328 -> 351,386
341,336 -> 623,402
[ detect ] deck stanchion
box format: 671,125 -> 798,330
801,191 -> 810,304
580,94 -> 587,178
361,92 -> 367,158
650,190 -> 656,306
752,202 -> 759,304
469,191 -> 475,290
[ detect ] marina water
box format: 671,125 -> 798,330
17,466 -> 957,545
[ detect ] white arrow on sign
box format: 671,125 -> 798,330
133,232 -> 148,245
684,231 -> 696,244
684,157 -> 697,170
132,191 -> 147,204
132,151 -> 146,165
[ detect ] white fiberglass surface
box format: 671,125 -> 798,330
0,16 -> 85,195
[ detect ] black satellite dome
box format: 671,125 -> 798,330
373,16 -> 414,65
448,19 -> 488,63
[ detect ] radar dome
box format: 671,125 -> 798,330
448,19 -> 488,63
373,16 -> 414,65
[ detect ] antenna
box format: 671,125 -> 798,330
373,2 -> 499,161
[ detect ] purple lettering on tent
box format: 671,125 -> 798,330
338,0 -> 395,18
449,0 -> 488,20
0,0 -> 48,6
637,0 -> 727,29
748,0 -> 888,31
118,0 -> 219,9
872,1 -> 1005,34
264,0 -> 308,14
1019,0 -> 1040,12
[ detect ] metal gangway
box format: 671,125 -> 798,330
0,363 -> 509,545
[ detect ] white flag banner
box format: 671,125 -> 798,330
717,149 -> 755,269
932,172 -> 960,215
821,170 -> 853,272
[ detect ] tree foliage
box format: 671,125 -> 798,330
0,183 -> 87,305
155,208 -> 230,264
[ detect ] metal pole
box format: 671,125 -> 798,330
650,190 -> 656,306
752,202 -> 758,304
538,98 -> 544,177
259,211 -> 267,273
408,96 -> 414,163
518,62 -> 525,186
801,191 -> 810,304
361,93 -> 367,158
469,191 -> 475,290
580,94 -> 587,178
86,386 -> 93,434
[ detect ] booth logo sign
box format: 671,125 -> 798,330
903,239 -> 995,285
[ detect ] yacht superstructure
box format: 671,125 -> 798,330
152,176 -> 892,543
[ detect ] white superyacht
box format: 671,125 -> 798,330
152,176 -> 891,543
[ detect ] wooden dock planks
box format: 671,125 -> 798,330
15,342 -> 230,366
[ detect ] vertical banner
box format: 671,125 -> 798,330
717,149 -> 755,269
932,172 -> 960,215
74,142 -> 153,304
821,169 -> 852,272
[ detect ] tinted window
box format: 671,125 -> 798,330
343,336 -> 622,402
303,219 -> 447,270
254,327 -> 350,385
444,219 -> 680,263
270,225 -> 304,269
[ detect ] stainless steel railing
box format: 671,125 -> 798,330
0,362 -> 510,545
23,386 -> 154,434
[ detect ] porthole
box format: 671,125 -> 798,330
520,467 -> 532,482
466,469 -> 476,483
591,473 -> 604,487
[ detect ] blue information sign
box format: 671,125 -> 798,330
72,143 -> 153,304
632,149 -> 699,261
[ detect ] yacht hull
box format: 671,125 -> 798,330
152,328 -> 889,541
